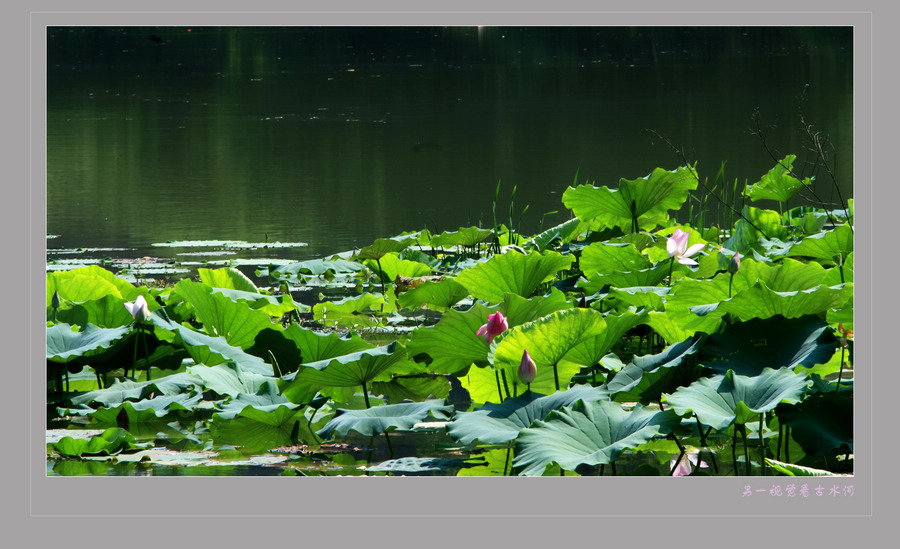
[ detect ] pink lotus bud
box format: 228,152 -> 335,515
124,295 -> 151,323
476,311 -> 509,344
728,252 -> 741,274
518,349 -> 537,385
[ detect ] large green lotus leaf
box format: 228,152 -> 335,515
397,278 -> 468,312
46,323 -> 132,362
724,206 -> 790,254
561,309 -> 647,367
716,281 -> 853,321
371,375 -> 451,403
460,360 -> 584,405
580,242 -> 650,277
562,166 -> 698,231
68,373 -> 203,407
312,292 -> 393,328
356,235 -> 419,260
577,263 -> 670,293
47,265 -> 143,304
492,308 -> 612,372
284,342 -> 411,391
429,226 -> 493,248
701,315 -> 838,376
269,258 -> 364,282
248,324 -> 375,374
62,393 -> 205,432
52,427 -> 143,457
455,250 -> 574,303
645,309 -> 724,346
209,287 -> 303,317
666,258 -> 824,309
188,363 -> 275,398
777,391 -> 852,456
764,258 -> 830,292
525,217 -> 590,252
606,287 -> 670,310
210,404 -> 310,452
406,291 -> 570,375
150,309 -> 273,376
787,224 -> 854,265
52,294 -> 140,329
513,400 -> 681,475
198,267 -> 259,293
172,280 -> 275,349
287,324 -> 374,362
365,252 -> 433,283
664,368 -> 810,430
604,336 -> 706,403
446,385 -> 611,445
318,400 -> 454,438
744,155 -> 811,203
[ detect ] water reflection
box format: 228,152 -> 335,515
47,26 -> 853,262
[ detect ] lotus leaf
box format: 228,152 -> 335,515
664,368 -> 810,430
454,250 -> 573,303
397,278 -> 468,312
513,400 -> 681,475
743,155 -> 811,203
776,391 -> 852,456
318,400 -> 454,438
787,224 -> 854,265
562,165 -> 698,231
173,280 -> 276,349
604,336 -> 706,403
446,384 -> 611,445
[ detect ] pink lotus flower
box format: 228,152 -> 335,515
476,311 -> 508,344
518,349 -> 537,385
667,228 -> 705,266
671,450 -> 708,476
124,295 -> 151,323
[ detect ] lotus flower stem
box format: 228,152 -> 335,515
131,329 -> 139,380
667,257 -> 675,287
728,273 -> 734,298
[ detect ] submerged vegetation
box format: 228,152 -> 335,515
46,155 -> 853,477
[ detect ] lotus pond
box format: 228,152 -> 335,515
46,159 -> 854,477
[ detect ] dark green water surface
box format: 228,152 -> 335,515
47,26 -> 853,263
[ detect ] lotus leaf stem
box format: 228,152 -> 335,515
361,381 -> 371,409
500,370 -> 511,400
759,413 -> 766,476
384,431 -> 394,457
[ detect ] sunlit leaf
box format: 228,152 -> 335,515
513,400 -> 680,475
